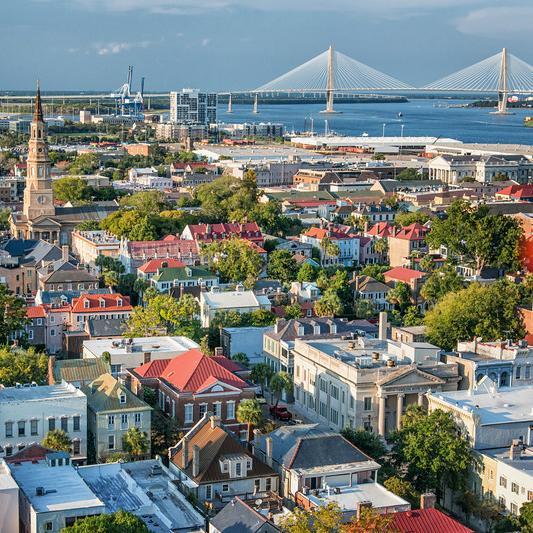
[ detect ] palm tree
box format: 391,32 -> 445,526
373,238 -> 388,257
237,399 -> 263,442
250,363 -> 273,396
102,269 -> 119,289
123,427 -> 149,459
269,371 -> 293,408
43,429 -> 71,452
231,352 -> 250,368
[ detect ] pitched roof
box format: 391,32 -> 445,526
27,305 -> 46,319
392,222 -> 428,241
302,227 -> 356,240
171,421 -> 275,483
42,263 -> 98,284
352,275 -> 391,294
366,221 -> 395,238
384,266 -> 427,282
138,258 -> 186,274
209,497 -> 280,533
132,358 -> 172,378
71,293 -> 132,313
151,266 -> 218,283
132,350 -> 249,393
53,358 -> 110,385
86,318 -> 127,338
4,443 -> 55,464
83,373 -> 151,413
159,349 -> 248,392
390,508 -> 473,533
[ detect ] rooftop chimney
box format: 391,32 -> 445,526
378,311 -> 388,341
265,436 -> 273,467
61,245 -> 69,263
420,492 -> 436,509
210,416 -> 221,429
356,501 -> 372,520
509,440 -> 522,461
181,436 -> 190,469
192,444 -> 200,478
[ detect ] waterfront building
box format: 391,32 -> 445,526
170,88 -> 217,124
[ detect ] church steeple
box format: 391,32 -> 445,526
33,80 -> 44,122
23,81 -> 55,222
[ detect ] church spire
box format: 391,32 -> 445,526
33,80 -> 43,122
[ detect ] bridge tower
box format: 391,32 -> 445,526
493,47 -> 512,115
320,45 -> 340,114
252,93 -> 259,114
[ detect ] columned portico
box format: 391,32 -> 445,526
396,393 -> 405,430
377,394 -> 387,437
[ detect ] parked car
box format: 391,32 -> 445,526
269,405 -> 293,421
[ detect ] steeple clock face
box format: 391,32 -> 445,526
37,195 -> 48,205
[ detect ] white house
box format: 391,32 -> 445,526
0,382 -> 87,463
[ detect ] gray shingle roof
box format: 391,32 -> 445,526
210,498 -> 280,533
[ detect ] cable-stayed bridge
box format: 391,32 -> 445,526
225,46 -> 533,115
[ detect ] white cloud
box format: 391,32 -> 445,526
455,6 -> 533,36
93,40 -> 151,55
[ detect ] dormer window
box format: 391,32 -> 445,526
99,298 -> 105,308
220,460 -> 228,473
83,299 -> 90,309
247,458 -> 252,470
119,392 -> 126,404
117,299 -> 123,307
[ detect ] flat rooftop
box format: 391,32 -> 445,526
7,462 -> 104,514
0,381 -> 85,403
484,446 -> 533,473
195,144 -> 318,161
83,336 -> 199,356
430,385 -> 533,425
291,135 -> 460,148
202,289 -> 260,309
79,460 -> 204,533
305,482 -> 409,513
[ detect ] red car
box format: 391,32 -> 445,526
270,405 -> 293,421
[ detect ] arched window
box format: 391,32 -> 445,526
500,372 -> 509,387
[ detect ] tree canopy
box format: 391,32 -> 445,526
427,200 -> 523,275
267,250 -> 299,284
52,176 -> 91,204
204,238 -> 263,288
389,407 -> 474,494
0,347 -> 48,386
420,264 -> 464,305
68,152 -> 100,175
0,284 -> 28,344
43,429 -> 72,452
60,510 -> 149,532
424,281 -> 525,351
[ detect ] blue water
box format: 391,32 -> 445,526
218,98 -> 533,145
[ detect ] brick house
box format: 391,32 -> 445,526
181,222 -> 264,246
387,222 -> 429,267
128,349 -> 256,431
169,415 -> 278,509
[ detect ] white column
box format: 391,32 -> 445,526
396,394 -> 405,430
418,392 -> 425,407
378,394 -> 387,437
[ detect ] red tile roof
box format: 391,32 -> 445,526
133,349 -> 249,393
71,293 -> 132,313
393,222 -> 429,241
133,358 -> 172,378
496,184 -> 533,199
4,443 -> 55,464
27,305 -> 46,319
366,221 -> 395,238
390,508 -> 473,533
138,258 -> 186,274
384,266 -> 427,282
303,227 -> 356,241
287,200 -> 337,208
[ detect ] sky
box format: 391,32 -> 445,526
1,0 -> 532,91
